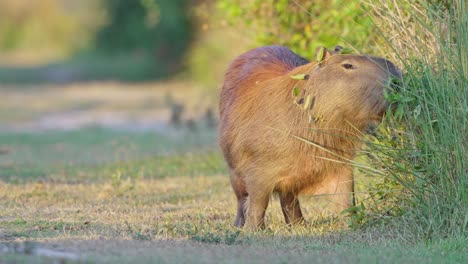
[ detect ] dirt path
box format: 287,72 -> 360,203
0,81 -> 216,133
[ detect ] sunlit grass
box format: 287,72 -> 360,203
1,173 -> 465,263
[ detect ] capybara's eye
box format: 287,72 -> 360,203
341,63 -> 356,70
342,63 -> 355,70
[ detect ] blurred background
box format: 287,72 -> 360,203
0,0 -> 378,181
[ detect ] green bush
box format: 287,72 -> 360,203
217,0 -> 376,58
366,0 -> 467,240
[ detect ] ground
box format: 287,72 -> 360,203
0,81 -> 466,263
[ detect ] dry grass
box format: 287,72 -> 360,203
365,0 -> 456,70
0,175 -> 354,241
2,176 -> 465,263
0,176 -> 230,240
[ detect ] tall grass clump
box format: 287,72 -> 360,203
365,0 -> 467,240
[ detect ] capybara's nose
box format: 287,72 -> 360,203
390,77 -> 402,93
386,63 -> 403,93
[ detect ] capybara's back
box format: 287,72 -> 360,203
219,45 -> 401,229
220,46 -> 307,111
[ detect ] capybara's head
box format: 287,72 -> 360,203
299,48 -> 402,129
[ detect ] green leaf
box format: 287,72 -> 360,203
316,47 -> 325,62
290,74 -> 307,80
292,86 -> 301,96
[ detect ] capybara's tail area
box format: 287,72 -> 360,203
220,46 -> 309,116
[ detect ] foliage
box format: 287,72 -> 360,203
95,0 -> 192,74
186,1 -> 254,91
366,0 -> 467,240
217,0 -> 377,58
0,0 -> 195,80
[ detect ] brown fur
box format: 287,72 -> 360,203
219,45 -> 401,229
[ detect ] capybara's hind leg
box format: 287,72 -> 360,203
329,168 -> 355,214
279,192 -> 304,225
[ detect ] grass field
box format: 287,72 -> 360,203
0,81 -> 466,263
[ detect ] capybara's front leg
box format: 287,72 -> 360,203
279,192 -> 304,225
234,196 -> 247,227
230,170 -> 248,227
244,189 -> 271,230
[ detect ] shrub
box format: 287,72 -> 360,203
366,0 -> 467,240
217,0 -> 377,57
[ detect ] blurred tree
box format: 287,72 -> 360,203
217,0 -> 378,58
0,0 -> 103,62
187,0 -> 253,91
95,0 -> 192,73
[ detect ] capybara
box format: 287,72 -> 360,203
219,45 -> 401,229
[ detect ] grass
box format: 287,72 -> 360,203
0,127 -> 224,182
0,125 -> 466,263
364,0 -> 468,241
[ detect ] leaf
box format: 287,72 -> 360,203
302,95 -> 311,110
290,74 -> 307,80
316,47 -> 326,62
292,86 -> 301,97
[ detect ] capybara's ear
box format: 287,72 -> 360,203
333,45 -> 343,54
315,47 -> 333,66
